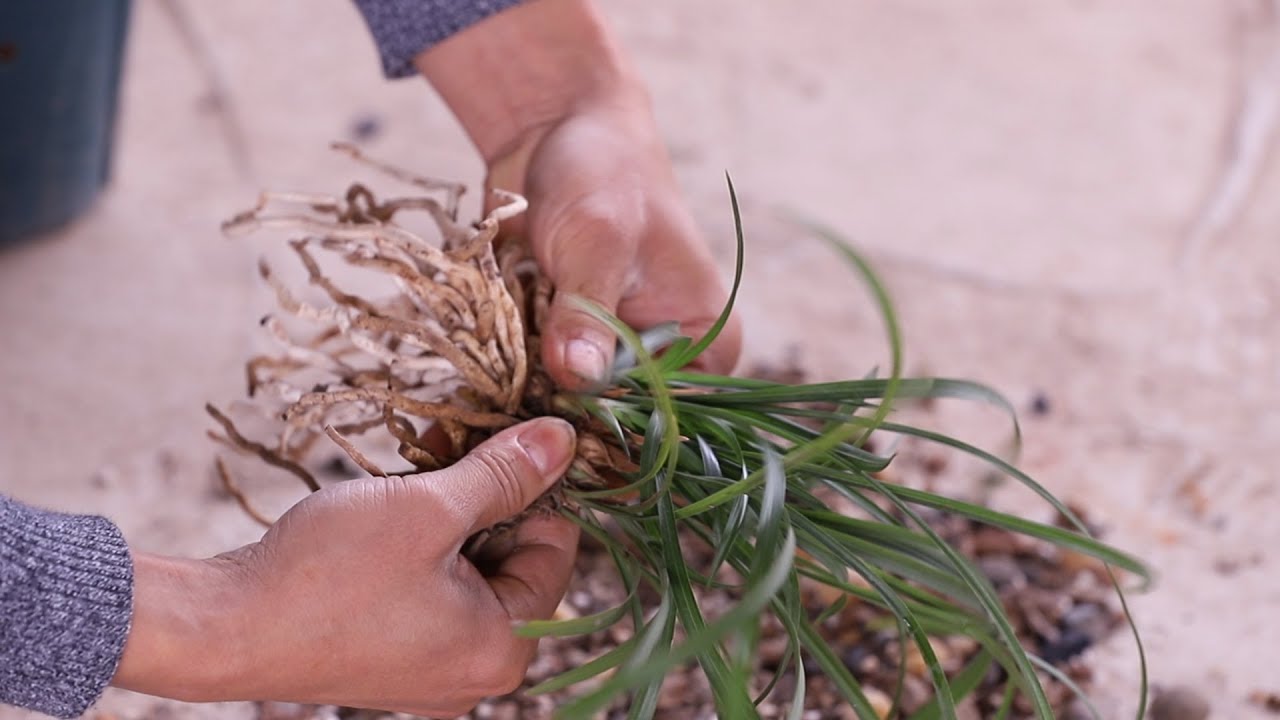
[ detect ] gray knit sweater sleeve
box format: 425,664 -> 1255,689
0,494 -> 134,719
353,0 -> 525,78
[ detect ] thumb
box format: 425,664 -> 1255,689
531,195 -> 643,391
488,514 -> 580,623
544,290 -> 623,392
425,417 -> 576,538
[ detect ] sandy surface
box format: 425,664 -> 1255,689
2,1 -> 1278,718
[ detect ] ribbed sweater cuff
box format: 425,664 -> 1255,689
0,496 -> 134,719
353,0 -> 526,78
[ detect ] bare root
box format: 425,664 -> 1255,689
209,145 -> 630,525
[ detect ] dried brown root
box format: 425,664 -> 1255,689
383,408 -> 442,470
246,355 -> 306,397
289,387 -> 516,429
215,457 -> 274,527
288,239 -> 381,316
330,141 -> 466,221
323,425 -> 387,478
210,144 -> 630,530
206,403 -> 320,492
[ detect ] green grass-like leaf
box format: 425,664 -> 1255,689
535,176 -> 1148,719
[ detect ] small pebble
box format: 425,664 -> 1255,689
922,454 -> 948,474
1062,602 -> 1112,643
977,554 -> 1026,587
1148,685 -> 1210,720
840,643 -> 870,673
1038,626 -> 1092,664
1061,698 -> 1094,720
1030,391 -> 1052,416
758,634 -> 789,666
492,702 -> 521,720
349,113 -> 384,142
862,686 -> 893,719
1249,689 -> 1280,712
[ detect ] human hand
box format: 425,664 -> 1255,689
112,418 -> 579,718
416,0 -> 742,390
487,94 -> 743,390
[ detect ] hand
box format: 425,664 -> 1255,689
488,94 -> 743,390
416,0 -> 742,389
112,418 -> 579,718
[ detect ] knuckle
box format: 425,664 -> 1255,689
493,664 -> 527,696
344,477 -> 389,507
485,655 -> 529,696
466,445 -> 533,517
382,474 -> 461,536
539,191 -> 644,259
378,474 -> 416,505
471,630 -> 529,695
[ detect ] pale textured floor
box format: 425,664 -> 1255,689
2,1 -> 1277,718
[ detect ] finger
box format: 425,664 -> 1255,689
611,205 -> 743,375
421,418 -> 576,537
626,300 -> 742,377
487,514 -> 580,622
484,158 -> 533,240
530,191 -> 643,390
677,307 -> 743,376
542,290 -> 623,391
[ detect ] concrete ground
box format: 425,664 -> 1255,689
2,1 -> 1278,718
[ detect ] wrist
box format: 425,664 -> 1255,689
112,553 -> 254,702
414,0 -> 648,164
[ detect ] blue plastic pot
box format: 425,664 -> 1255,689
0,0 -> 132,245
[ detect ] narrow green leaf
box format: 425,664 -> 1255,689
862,474 -> 1053,718
907,650 -> 993,720
582,397 -> 631,458
784,645 -> 807,720
516,592 -> 636,638
557,531 -> 796,719
614,321 -> 684,373
796,617 -> 881,719
811,467 -> 1148,578
832,419 -> 1152,587
994,683 -> 1017,720
697,435 -> 722,478
656,481 -> 751,713
706,494 -> 750,586
1028,654 -> 1105,720
662,173 -> 746,370
527,638 -> 637,695
753,447 -> 788,573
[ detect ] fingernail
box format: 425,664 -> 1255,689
516,418 -> 576,475
566,337 -> 608,383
